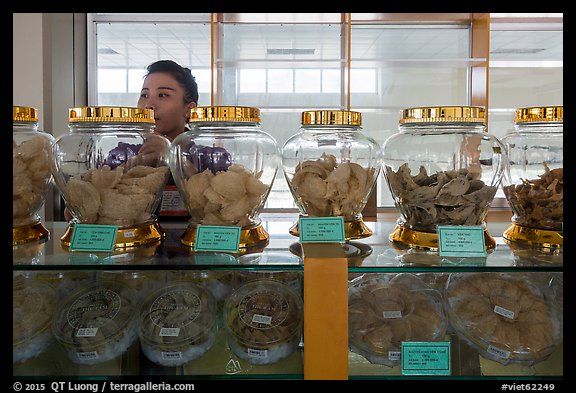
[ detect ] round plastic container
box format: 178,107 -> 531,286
444,272 -> 562,365
52,280 -> 138,365
500,106 -> 563,251
51,106 -> 171,248
13,106 -> 55,245
348,273 -> 447,366
168,270 -> 236,303
13,277 -> 57,363
282,110 -> 382,239
236,252 -> 303,293
381,106 -> 507,250
138,283 -> 217,367
170,106 -> 281,252
223,279 -> 303,365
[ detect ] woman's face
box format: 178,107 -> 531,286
137,72 -> 196,141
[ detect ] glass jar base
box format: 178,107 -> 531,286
60,221 -> 165,249
503,223 -> 563,251
13,222 -> 50,246
180,222 -> 269,254
389,224 -> 496,251
289,217 -> 373,240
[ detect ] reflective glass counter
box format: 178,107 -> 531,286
13,213 -> 563,380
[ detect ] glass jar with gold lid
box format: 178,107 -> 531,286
13,106 -> 55,245
501,106 -> 563,251
281,110 -> 382,240
52,106 -> 171,248
170,106 -> 280,253
381,106 -> 507,250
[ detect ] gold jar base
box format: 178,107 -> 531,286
180,222 -> 269,254
289,217 -> 373,240
13,222 -> 50,246
503,223 -> 563,251
61,221 -> 165,249
389,224 -> 496,251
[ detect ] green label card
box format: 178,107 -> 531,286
438,225 -> 486,257
194,225 -> 241,253
299,217 -> 345,243
69,224 -> 118,252
401,341 -> 451,376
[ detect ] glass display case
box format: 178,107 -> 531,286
12,213 -> 562,381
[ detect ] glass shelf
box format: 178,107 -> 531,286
13,214 -> 563,271
13,213 -> 563,380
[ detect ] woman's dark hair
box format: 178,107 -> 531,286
145,60 -> 199,104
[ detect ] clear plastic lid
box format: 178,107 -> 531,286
138,283 -> 217,345
224,279 -> 303,346
52,280 -> 138,347
13,278 -> 57,345
348,273 -> 446,364
444,272 -> 562,364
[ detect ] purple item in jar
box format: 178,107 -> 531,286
189,141 -> 232,174
106,142 -> 142,169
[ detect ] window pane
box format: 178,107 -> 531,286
350,69 -> 376,93
239,69 -> 267,93
350,25 -> 471,207
128,68 -> 146,93
98,69 -> 126,93
268,69 -> 293,93
322,69 -> 341,93
295,69 -> 321,93
191,68 -> 211,98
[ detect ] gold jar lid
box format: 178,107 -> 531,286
302,110 -> 361,126
68,106 -> 155,123
515,106 -> 563,123
400,106 -> 485,124
13,106 -> 38,122
190,106 -> 261,122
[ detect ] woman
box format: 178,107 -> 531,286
137,59 -> 198,141
137,60 -> 199,221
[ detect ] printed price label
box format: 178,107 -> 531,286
252,314 -> 273,325
76,328 -> 98,337
161,351 -> 183,360
69,224 -> 118,252
160,328 -> 181,337
299,217 -> 345,243
194,225 -> 241,253
401,341 -> 451,375
438,225 -> 486,257
487,344 -> 511,359
247,348 -> 268,358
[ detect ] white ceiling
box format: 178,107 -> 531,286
94,14 -> 563,69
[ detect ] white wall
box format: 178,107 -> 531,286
13,13 -> 79,220
13,13 -> 44,129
